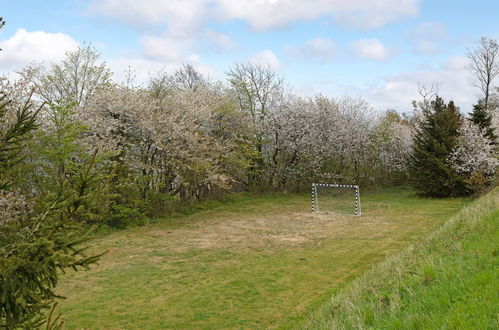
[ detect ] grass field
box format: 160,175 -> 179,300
303,187 -> 498,329
55,187 -> 470,329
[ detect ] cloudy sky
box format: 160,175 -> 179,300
1,0 -> 498,113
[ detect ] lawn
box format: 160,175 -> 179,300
302,187 -> 498,329
55,187 -> 470,329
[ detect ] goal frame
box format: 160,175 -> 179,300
311,183 -> 361,216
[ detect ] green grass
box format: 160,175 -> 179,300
301,188 -> 498,329
55,187 -> 470,329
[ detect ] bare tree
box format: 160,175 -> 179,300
467,37 -> 499,110
148,64 -> 207,103
172,63 -> 206,92
409,82 -> 440,125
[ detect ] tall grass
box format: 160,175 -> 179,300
302,188 -> 498,329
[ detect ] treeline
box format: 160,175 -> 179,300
2,46 -> 416,226
2,44 -> 499,226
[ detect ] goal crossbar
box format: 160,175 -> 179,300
311,183 -> 361,216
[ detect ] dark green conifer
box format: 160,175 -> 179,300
408,96 -> 467,197
470,99 -> 497,144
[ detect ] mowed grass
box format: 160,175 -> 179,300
302,188 -> 499,329
55,187 -> 470,329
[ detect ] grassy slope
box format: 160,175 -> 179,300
302,188 -> 498,329
55,188 -> 469,329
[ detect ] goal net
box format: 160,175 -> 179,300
311,183 -> 361,216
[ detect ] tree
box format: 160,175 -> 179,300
37,45 -> 112,105
408,96 -> 466,197
172,63 -> 207,92
470,98 -> 497,144
467,37 -> 499,110
447,120 -> 498,194
0,92 -> 39,190
227,63 -> 284,184
227,63 -> 283,127
0,93 -> 102,328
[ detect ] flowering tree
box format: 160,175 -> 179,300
447,120 -> 498,193
368,110 -> 413,186
262,94 -> 406,189
81,77 -> 249,203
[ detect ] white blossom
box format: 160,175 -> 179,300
448,120 -> 498,178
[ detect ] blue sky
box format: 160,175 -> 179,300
1,0 -> 498,113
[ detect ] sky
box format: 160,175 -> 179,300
1,0 -> 498,114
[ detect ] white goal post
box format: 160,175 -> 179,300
311,183 -> 361,216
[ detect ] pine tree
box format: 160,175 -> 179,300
1,94 -> 102,328
470,99 -> 497,144
408,96 -> 467,197
0,93 -> 39,190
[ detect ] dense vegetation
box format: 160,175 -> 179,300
0,12 -> 498,327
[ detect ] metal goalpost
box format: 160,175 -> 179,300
311,183 -> 361,216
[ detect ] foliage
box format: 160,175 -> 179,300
0,93 -> 102,327
0,93 -> 39,190
227,63 -> 284,183
408,96 -> 467,197
447,120 -> 498,194
263,95 -> 410,189
470,98 -> 497,144
36,45 -> 112,105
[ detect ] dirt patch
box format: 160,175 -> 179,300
139,211 -> 358,253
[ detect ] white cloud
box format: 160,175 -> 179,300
249,50 -> 281,69
213,0 -> 419,31
290,37 -> 336,62
90,0 -> 420,32
413,40 -> 439,54
90,0 -> 206,38
294,55 -> 475,114
354,58 -> 475,113
139,35 -> 191,62
90,0 -> 418,73
443,56 -> 470,70
0,29 -> 79,71
407,22 -> 447,54
205,30 -> 234,51
409,21 -> 447,40
352,38 -> 392,61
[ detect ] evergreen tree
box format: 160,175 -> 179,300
408,96 -> 467,197
470,99 -> 497,144
0,94 -> 102,328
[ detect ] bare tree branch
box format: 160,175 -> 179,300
467,37 -> 499,110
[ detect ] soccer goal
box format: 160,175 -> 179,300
311,183 -> 361,216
